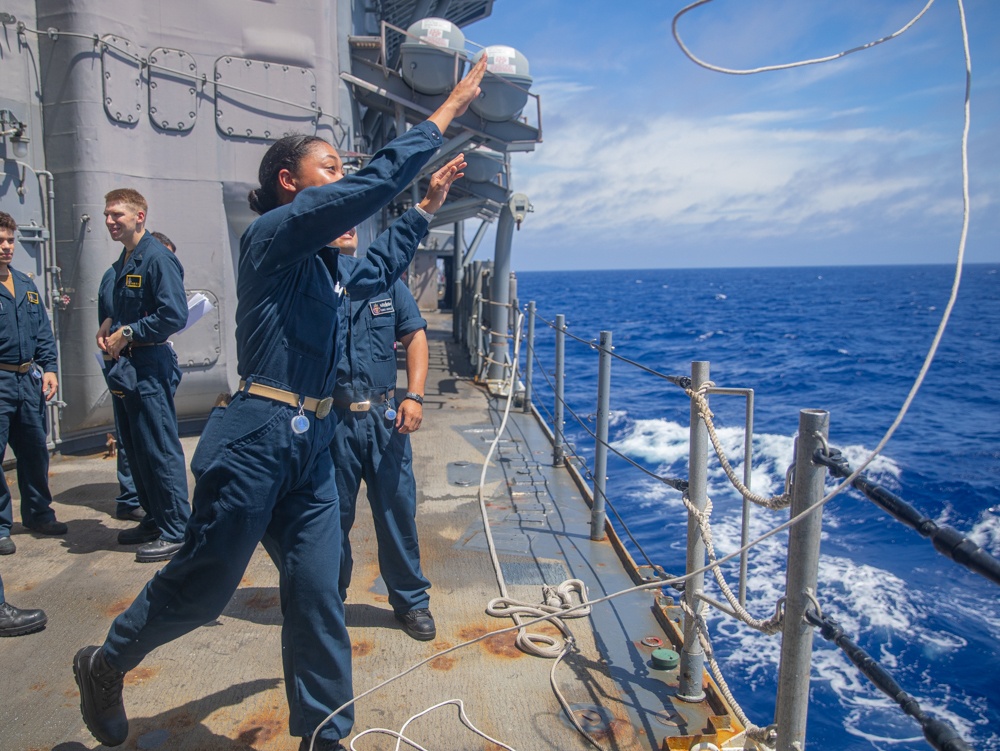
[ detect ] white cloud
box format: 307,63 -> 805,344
514,110 -> 936,245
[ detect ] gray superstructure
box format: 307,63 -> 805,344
0,0 -> 538,445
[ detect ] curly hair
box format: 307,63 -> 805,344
0,211 -> 16,233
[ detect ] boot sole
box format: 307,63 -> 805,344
135,546 -> 182,563
73,647 -> 128,747
0,615 -> 47,637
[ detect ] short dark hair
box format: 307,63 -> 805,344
0,211 -> 16,233
150,231 -> 176,253
247,134 -> 328,215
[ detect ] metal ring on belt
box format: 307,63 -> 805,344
0,360 -> 34,374
332,388 -> 395,412
238,380 -> 334,420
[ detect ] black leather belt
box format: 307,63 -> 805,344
0,360 -> 34,374
332,388 -> 394,412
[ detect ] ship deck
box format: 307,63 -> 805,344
1,312 -> 737,751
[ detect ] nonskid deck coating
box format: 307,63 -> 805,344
1,312 -> 711,751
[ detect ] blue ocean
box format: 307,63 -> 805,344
514,264 -> 1000,751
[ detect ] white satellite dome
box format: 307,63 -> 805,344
469,45 -> 533,122
400,18 -> 468,95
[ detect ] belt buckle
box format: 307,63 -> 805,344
315,397 -> 333,420
17,362 -> 31,374
349,400 -> 370,413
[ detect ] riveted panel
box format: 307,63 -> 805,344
214,56 -> 318,140
148,47 -> 199,132
101,34 -> 143,125
173,289 -> 222,369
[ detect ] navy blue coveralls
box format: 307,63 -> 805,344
104,234 -> 190,542
101,121 -> 442,743
0,267 -> 59,537
332,255 -> 431,615
98,267 -> 139,516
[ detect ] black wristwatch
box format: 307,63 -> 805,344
403,392 -> 424,405
121,325 -> 134,342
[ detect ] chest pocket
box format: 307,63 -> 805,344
284,267 -> 337,361
366,303 -> 396,363
116,286 -> 146,321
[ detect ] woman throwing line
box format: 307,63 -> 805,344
74,57 -> 487,751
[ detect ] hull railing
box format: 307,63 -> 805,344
459,271 -> 977,750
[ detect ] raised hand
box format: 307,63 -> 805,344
418,153 -> 468,214
427,55 -> 487,132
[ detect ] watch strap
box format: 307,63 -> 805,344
403,392 -> 424,405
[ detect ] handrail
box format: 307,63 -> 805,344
472,283 -> 982,750
805,607 -> 972,751
816,447 -> 1000,587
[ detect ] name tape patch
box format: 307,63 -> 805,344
125,274 -> 142,289
369,299 -> 395,316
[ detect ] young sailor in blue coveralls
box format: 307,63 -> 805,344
97,189 -> 191,563
0,211 -> 65,556
98,230 -> 177,524
73,57 -> 486,751
331,229 -> 435,640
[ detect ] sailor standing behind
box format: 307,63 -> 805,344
98,229 -> 176,523
331,227 -> 435,641
96,189 -> 190,563
0,211 -> 65,556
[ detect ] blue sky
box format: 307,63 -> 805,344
462,0 -> 999,270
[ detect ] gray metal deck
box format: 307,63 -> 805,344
0,312 -> 734,751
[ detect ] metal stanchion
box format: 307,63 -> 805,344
523,301 -> 535,413
553,314 -> 565,467
679,361 -> 709,702
591,330 -> 612,540
774,409 -> 830,750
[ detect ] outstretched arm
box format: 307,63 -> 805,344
342,155 -> 468,298
426,55 -> 487,134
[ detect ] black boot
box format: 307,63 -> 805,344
298,737 -> 346,750
74,645 -> 128,746
117,524 -> 161,545
0,601 -> 47,636
395,608 -> 437,641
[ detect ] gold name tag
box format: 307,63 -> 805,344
125,275 -> 142,289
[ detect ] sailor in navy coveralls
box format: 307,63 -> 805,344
332,231 -> 435,640
97,189 -> 190,563
97,231 -> 177,523
0,211 -> 65,556
73,58 -> 485,751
